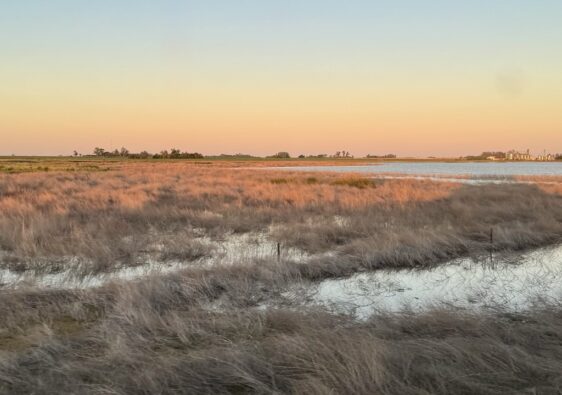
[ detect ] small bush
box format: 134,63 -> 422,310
332,177 -> 374,189
305,177 -> 318,184
270,178 -> 289,184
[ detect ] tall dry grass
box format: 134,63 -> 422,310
2,162 -> 562,393
1,163 -> 562,275
0,164 -> 456,272
0,265 -> 560,394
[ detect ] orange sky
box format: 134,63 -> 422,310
1,1 -> 561,157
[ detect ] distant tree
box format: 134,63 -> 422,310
91,147 -> 205,160
73,150 -> 79,157
151,149 -> 203,159
298,154 -> 305,158
332,151 -> 353,158
170,148 -> 181,158
271,152 -> 290,159
556,154 -> 562,160
128,150 -> 151,159
183,152 -> 204,159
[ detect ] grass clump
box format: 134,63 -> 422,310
332,176 -> 375,189
305,176 -> 319,184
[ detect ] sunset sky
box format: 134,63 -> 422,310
1,1 -> 561,157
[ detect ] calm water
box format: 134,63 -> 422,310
286,245 -> 562,318
281,162 -> 562,177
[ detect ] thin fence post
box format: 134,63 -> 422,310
277,242 -> 281,261
489,227 -> 494,265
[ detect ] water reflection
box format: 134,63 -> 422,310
288,245 -> 562,319
278,162 -> 562,178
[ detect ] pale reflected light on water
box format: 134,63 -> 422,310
287,245 -> 562,319
279,162 -> 562,180
2,230 -> 561,319
0,232 -> 309,290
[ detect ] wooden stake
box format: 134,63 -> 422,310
489,228 -> 494,265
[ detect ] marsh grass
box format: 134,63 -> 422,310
0,265 -> 560,394
1,163 -> 562,276
1,162 -> 562,392
331,176 -> 375,189
0,160 -> 112,174
0,164 -> 448,273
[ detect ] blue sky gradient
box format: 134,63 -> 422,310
1,1 -> 561,155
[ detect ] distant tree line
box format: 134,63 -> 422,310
266,151 -> 356,159
294,154 -> 329,159
214,153 -> 257,159
464,151 -> 507,160
366,154 -> 397,159
267,152 -> 291,159
331,151 -> 353,158
91,147 -> 203,159
556,154 -> 562,160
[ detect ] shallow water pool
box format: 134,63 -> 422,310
286,245 -> 562,318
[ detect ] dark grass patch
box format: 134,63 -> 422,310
270,177 -> 290,184
332,176 -> 375,189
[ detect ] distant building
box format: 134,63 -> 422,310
536,153 -> 555,161
506,149 -> 554,161
507,149 -> 532,161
